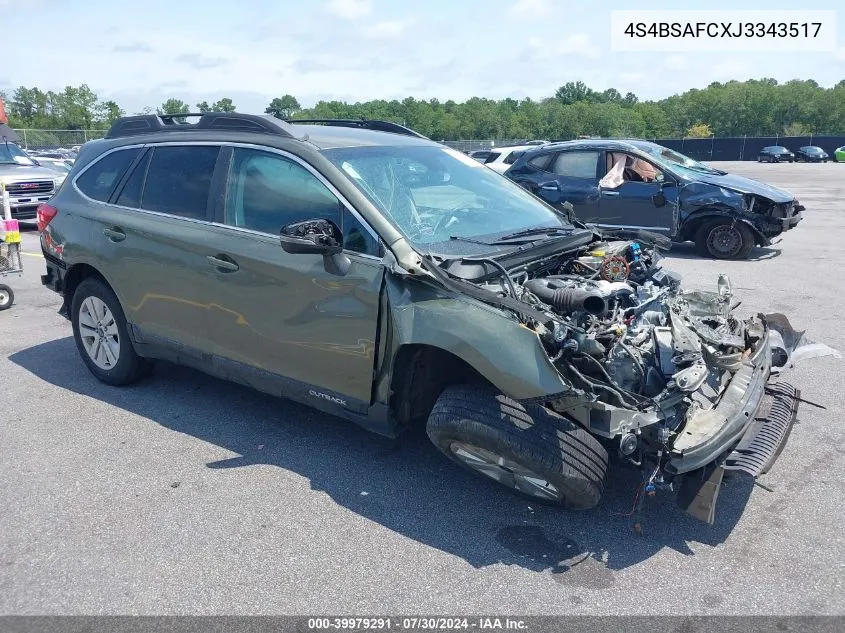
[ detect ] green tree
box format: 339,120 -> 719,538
158,98 -> 190,115
196,101 -> 212,113
685,123 -> 713,138
94,100 -> 124,128
265,95 -> 301,119
554,81 -> 592,105
212,98 -> 236,112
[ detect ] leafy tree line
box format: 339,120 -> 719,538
3,79 -> 845,140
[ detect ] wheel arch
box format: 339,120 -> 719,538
60,262 -> 113,318
680,211 -> 767,246
389,344 -> 493,428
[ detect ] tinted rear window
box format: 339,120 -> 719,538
76,148 -> 141,202
141,146 -> 220,219
484,152 -> 501,163
528,153 -> 553,170
503,151 -> 524,165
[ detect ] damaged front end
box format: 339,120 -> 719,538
435,235 -> 803,523
683,182 -> 804,245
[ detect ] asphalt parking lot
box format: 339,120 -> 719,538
1,161 -> 843,615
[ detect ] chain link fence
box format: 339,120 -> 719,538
13,129 -> 107,149
13,130 -> 845,161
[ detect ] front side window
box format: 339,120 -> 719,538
141,145 -> 219,219
76,148 -> 141,202
224,148 -> 341,235
323,145 -> 572,253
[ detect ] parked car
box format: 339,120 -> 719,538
482,144 -> 537,174
795,146 -> 829,162
505,139 -> 804,259
833,146 -> 845,162
30,156 -> 73,175
468,150 -> 494,163
757,146 -> 795,163
0,140 -> 63,220
39,113 -> 802,523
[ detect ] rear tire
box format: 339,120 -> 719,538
71,278 -> 152,385
695,219 -> 755,260
426,385 -> 608,509
0,284 -> 13,310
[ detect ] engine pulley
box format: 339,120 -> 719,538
600,255 -> 630,282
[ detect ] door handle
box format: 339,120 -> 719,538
539,182 -> 560,191
102,227 -> 126,242
207,255 -> 239,273
601,190 -> 620,197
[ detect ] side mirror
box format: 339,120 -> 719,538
279,218 -> 351,277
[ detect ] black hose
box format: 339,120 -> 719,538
524,278 -> 607,315
462,258 -> 519,301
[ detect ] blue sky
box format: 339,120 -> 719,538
2,0 -> 843,115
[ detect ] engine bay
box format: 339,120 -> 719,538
460,234 -> 769,463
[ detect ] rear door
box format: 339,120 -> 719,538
84,142 -> 225,354
531,150 -> 602,219
196,145 -> 385,409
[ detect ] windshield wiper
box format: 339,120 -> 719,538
493,226 -> 574,242
449,235 -> 496,246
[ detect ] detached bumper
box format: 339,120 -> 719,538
675,379 -> 800,523
667,331 -> 774,476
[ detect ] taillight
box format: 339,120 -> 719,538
37,203 -> 58,232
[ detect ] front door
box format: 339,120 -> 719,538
200,146 -> 385,409
592,151 -> 677,233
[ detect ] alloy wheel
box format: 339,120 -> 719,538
449,441 -> 562,500
78,296 -> 120,370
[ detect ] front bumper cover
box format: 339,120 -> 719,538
666,329 -> 774,475
675,379 -> 800,523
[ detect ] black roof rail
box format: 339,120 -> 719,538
285,118 -> 428,139
105,113 -> 300,139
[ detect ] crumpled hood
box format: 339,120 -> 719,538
0,164 -> 63,181
690,171 -> 795,203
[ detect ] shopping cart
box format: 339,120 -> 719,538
0,181 -> 23,311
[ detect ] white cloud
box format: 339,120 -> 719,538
509,0 -> 556,20
835,47 -> 845,63
325,0 -> 372,20
363,19 -> 415,40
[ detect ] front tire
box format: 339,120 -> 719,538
0,284 -> 14,310
426,385 -> 608,509
71,278 -> 152,385
695,219 -> 755,260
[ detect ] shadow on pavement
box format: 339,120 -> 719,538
665,242 -> 781,261
11,337 -> 755,583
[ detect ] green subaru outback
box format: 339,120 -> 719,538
38,113 -> 800,523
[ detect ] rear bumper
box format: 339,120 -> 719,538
41,251 -> 66,293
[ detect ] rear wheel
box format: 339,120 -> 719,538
71,278 -> 152,385
695,219 -> 755,260
426,385 -> 608,509
0,284 -> 13,310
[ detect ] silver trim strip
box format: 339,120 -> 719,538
593,223 -> 671,232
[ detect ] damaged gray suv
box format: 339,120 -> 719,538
40,113 -> 802,525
